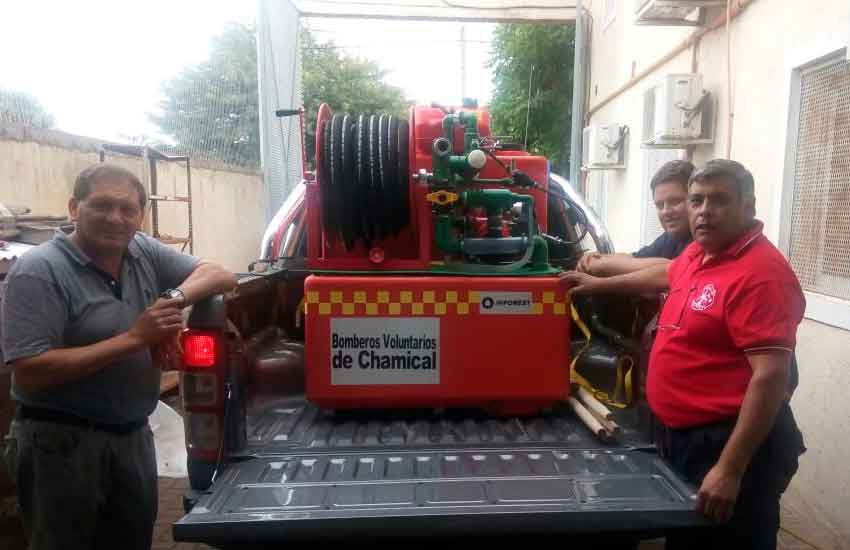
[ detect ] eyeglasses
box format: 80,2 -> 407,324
656,285 -> 697,332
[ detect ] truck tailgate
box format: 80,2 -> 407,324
175,399 -> 702,544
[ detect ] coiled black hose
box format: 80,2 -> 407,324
318,113 -> 411,250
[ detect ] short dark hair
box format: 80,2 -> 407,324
73,163 -> 147,209
689,159 -> 755,198
650,160 -> 695,193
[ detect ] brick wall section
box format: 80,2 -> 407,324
153,477 -> 213,550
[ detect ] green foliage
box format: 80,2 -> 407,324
150,23 -> 408,169
487,23 -> 574,174
0,88 -> 55,129
150,23 -> 260,167
301,30 -> 408,165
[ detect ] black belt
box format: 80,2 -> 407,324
652,403 -> 802,460
17,404 -> 148,435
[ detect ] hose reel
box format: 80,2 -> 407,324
317,110 -> 411,250
308,103 -> 558,276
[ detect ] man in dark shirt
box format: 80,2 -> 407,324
632,222 -> 693,261
578,160 -> 694,274
2,164 -> 237,550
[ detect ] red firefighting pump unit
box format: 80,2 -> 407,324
304,103 -> 571,415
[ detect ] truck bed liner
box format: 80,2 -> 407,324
241,397 -> 651,454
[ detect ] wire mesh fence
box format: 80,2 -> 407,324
1,3 -> 496,217
258,0 -> 304,219
147,22 -> 263,170
150,64 -> 262,169
0,88 -> 56,130
1,20 -> 264,172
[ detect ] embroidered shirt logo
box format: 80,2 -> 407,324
691,284 -> 717,311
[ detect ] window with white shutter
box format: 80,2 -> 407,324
640,149 -> 679,246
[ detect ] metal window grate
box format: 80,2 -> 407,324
788,58 -> 850,301
258,0 -> 304,221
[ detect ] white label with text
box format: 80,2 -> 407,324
330,317 -> 439,385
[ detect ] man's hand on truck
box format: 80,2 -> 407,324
128,297 -> 185,347
696,463 -> 741,524
560,260 -> 671,296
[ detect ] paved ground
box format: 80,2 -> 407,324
153,477 -> 212,550
152,392 -> 214,550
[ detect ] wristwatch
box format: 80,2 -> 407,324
161,288 -> 187,308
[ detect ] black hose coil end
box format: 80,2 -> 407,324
355,114 -> 372,246
396,119 -> 411,234
340,114 -> 357,251
318,111 -> 412,249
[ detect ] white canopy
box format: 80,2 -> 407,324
258,0 -> 579,220
292,0 -> 577,22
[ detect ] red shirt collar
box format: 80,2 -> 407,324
685,220 -> 765,261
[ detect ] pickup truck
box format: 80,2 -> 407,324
173,173 -> 702,547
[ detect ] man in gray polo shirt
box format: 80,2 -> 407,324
1,163 -> 237,550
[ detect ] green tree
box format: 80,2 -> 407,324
301,30 -> 408,164
487,23 -> 574,174
0,88 -> 55,129
150,23 -> 408,168
150,23 -> 260,167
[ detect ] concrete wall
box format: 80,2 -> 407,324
586,0 -> 850,544
0,124 -> 266,273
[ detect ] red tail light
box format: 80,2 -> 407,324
183,331 -> 217,368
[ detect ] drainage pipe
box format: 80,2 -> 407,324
569,0 -> 587,189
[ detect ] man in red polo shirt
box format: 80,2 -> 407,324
565,160 -> 805,549
650,160 -> 805,550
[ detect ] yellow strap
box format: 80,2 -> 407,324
612,357 -> 635,406
569,303 -> 592,368
570,304 -> 633,409
614,364 -> 624,402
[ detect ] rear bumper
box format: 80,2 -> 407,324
175,398 -> 705,544
176,508 -> 700,544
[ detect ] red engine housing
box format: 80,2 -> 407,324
306,104 -> 550,271
303,104 -> 569,415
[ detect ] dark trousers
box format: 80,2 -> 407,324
3,418 -> 158,550
656,404 -> 805,550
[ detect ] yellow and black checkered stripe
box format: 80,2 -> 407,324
304,290 -> 569,316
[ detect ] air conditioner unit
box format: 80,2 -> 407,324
635,0 -> 724,26
643,74 -> 714,148
583,124 -> 628,170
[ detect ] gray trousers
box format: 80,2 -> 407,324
3,419 -> 158,550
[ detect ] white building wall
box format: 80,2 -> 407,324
586,0 -> 694,251
586,0 -> 850,544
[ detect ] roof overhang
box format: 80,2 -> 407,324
292,0 -> 577,22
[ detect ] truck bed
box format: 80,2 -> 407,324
241,396 -> 656,453
175,397 -> 702,545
